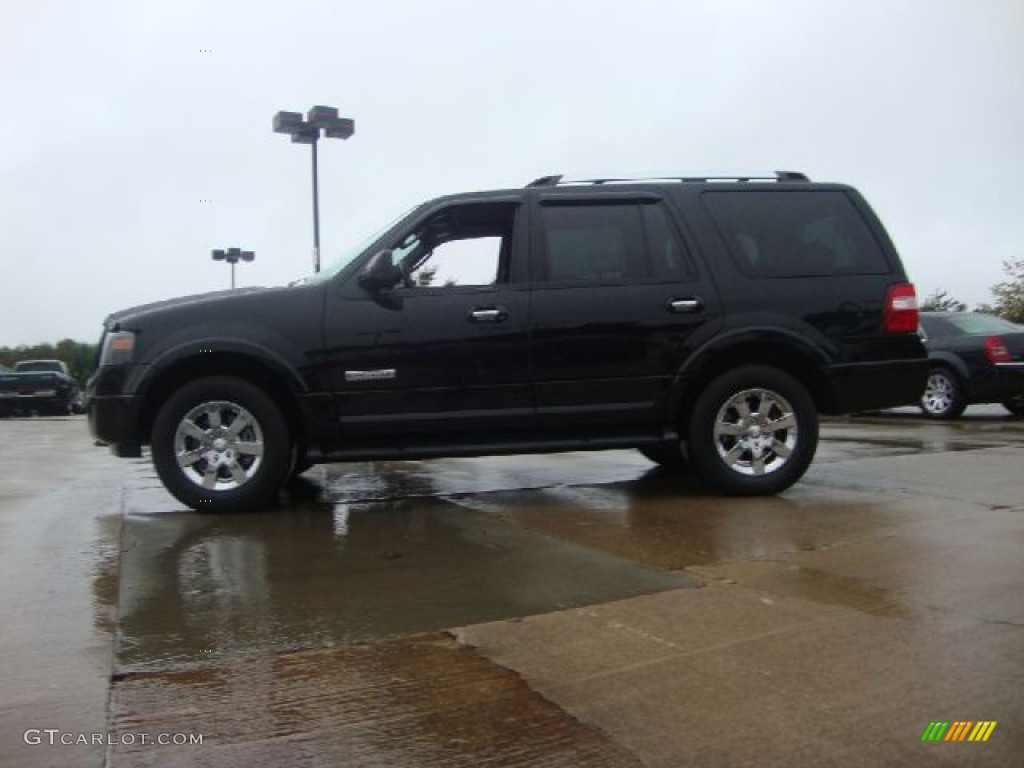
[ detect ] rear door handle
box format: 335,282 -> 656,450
469,306 -> 508,323
667,297 -> 703,313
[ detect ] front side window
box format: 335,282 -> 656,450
703,190 -> 890,277
391,203 -> 516,288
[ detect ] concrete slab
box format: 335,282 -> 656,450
0,418 -> 122,768
108,634 -> 642,768
457,584 -> 1022,767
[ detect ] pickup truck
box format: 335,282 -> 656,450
0,359 -> 84,416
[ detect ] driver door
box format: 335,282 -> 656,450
322,199 -> 534,439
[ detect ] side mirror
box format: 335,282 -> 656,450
358,249 -> 402,293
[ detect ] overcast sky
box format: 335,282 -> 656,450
1,0 -> 1021,346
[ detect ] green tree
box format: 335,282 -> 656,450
987,257 -> 1024,323
920,288 -> 967,312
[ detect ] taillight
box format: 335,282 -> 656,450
884,283 -> 919,333
984,336 -> 1012,363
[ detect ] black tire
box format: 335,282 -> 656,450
291,458 -> 314,478
1003,395 -> 1024,418
638,443 -> 689,473
151,376 -> 292,512
686,365 -> 818,496
919,367 -> 966,420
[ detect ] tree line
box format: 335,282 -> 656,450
0,340 -> 98,384
923,257 -> 1024,322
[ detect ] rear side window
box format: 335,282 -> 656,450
538,202 -> 691,284
703,190 -> 889,277
917,313 -> 1022,338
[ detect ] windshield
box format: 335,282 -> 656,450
302,206 -> 420,284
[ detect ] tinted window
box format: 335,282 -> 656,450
703,190 -> 889,277
928,313 -> 1023,336
642,204 -> 690,280
918,315 -> 956,337
539,202 -> 689,283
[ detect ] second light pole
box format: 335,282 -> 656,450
273,105 -> 355,274
212,248 -> 254,289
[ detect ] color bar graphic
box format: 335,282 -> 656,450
921,721 -> 996,742
944,721 -> 972,741
969,722 -> 997,742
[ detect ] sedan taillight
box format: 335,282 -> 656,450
984,336 -> 1012,363
884,283 -> 919,333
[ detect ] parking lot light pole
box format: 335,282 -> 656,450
212,248 -> 254,289
273,105 -> 355,274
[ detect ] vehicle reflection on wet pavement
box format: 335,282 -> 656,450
113,469 -> 694,672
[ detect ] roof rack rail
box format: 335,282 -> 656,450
526,171 -> 809,187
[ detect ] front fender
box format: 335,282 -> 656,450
131,335 -> 309,398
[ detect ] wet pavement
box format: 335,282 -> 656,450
0,408 -> 1022,766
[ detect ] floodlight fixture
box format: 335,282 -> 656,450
272,104 -> 355,273
211,247 -> 255,289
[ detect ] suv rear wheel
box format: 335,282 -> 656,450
687,365 -> 817,495
151,376 -> 292,512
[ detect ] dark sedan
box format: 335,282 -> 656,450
918,311 -> 1024,418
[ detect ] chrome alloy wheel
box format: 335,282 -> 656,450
712,387 -> 798,476
173,400 -> 265,491
921,372 -> 954,415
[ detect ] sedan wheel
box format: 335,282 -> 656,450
920,368 -> 966,420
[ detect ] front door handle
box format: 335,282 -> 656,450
667,297 -> 703,314
469,306 -> 508,323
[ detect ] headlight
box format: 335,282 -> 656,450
98,331 -> 136,366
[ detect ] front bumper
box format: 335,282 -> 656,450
87,395 -> 145,456
0,392 -> 74,414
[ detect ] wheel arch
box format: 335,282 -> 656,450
136,349 -> 307,446
669,331 -> 833,432
925,351 -> 969,383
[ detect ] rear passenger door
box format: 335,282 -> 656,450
528,192 -> 721,432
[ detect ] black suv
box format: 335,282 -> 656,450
88,172 -> 927,511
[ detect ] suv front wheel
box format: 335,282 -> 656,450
151,376 -> 292,512
687,365 -> 818,495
